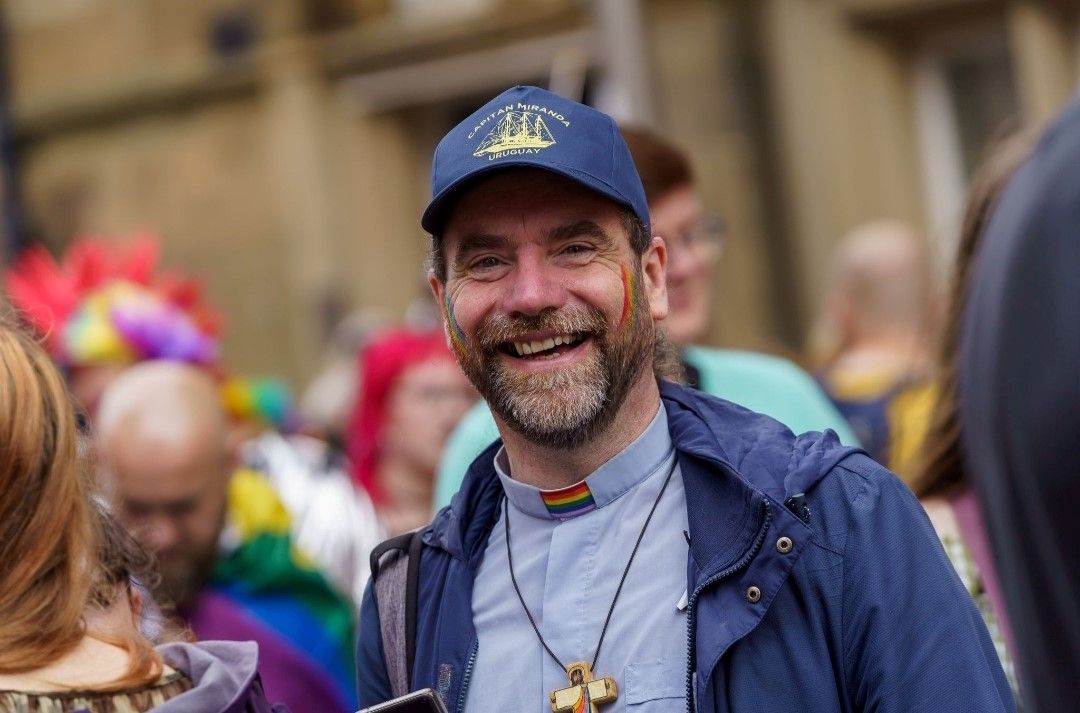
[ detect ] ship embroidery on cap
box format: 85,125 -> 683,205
541,481 -> 596,519
473,111 -> 557,159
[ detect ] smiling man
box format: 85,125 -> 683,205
434,169 -> 668,466
431,125 -> 858,512
357,86 -> 1013,713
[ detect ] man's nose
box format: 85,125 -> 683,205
501,256 -> 567,316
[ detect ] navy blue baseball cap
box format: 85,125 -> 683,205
421,85 -> 650,235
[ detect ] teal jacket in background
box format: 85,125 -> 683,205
433,346 -> 859,510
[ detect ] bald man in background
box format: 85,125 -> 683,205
96,361 -> 358,713
816,220 -> 937,481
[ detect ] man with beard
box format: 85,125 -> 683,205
432,124 -> 858,511
95,361 -> 358,713
357,86 -> 1012,713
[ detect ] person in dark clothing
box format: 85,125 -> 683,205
960,97 -> 1080,713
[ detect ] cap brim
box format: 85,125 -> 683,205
421,160 -> 640,236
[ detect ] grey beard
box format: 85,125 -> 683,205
453,301 -> 652,450
485,345 -> 612,449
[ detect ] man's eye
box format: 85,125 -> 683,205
562,243 -> 593,255
166,501 -> 197,518
470,256 -> 502,270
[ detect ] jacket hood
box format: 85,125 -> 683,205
154,640 -> 262,713
428,382 -> 859,564
428,438 -> 505,565
659,381 -> 855,501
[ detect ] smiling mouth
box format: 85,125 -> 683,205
499,333 -> 589,360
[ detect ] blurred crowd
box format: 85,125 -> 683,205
0,89 -> 1076,713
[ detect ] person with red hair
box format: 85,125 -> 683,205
348,329 -> 476,535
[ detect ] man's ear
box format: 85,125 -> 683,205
823,291 -> 855,349
642,236 -> 669,322
427,268 -> 444,305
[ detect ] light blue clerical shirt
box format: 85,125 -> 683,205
465,406 -> 690,712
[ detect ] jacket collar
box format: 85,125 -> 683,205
428,381 -> 856,579
495,405 -> 669,520
155,641 -> 260,713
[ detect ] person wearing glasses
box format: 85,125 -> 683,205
346,328 -> 478,536
433,124 -> 857,511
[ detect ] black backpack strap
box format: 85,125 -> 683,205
404,528 -> 424,683
370,532 -> 415,579
371,530 -> 424,698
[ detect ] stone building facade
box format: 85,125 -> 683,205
4,0 -> 1077,384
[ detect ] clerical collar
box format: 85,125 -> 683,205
494,405 -> 672,521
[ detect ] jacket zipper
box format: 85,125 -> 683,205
684,503 -> 772,713
456,639 -> 479,713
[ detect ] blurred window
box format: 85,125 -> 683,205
940,38 -> 1019,178
912,23 -> 1019,268
391,0 -> 499,25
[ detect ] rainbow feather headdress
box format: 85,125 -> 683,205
5,235 -> 300,430
5,234 -> 221,367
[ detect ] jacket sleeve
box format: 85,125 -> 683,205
357,578 -> 394,707
837,455 -> 1014,712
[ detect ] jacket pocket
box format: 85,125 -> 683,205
625,660 -> 685,706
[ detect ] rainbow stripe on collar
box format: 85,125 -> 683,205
540,481 -> 596,519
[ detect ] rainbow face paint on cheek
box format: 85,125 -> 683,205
620,264 -> 637,328
444,293 -> 468,351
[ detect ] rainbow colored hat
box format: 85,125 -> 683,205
5,234 -> 221,367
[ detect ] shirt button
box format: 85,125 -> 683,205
745,585 -> 762,603
776,536 -> 794,554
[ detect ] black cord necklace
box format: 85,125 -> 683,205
504,455 -> 678,676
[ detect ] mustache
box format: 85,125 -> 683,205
473,307 -> 609,348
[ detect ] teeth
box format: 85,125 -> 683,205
512,334 -> 578,356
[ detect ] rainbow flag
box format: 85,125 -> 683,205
186,469 -> 357,713
541,481 -> 596,519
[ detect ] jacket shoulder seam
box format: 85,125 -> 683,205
797,457 -> 870,557
805,533 -> 842,557
833,456 -> 878,484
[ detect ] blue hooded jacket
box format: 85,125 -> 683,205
358,382 -> 1014,712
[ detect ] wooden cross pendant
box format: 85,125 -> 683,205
549,661 -> 618,713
